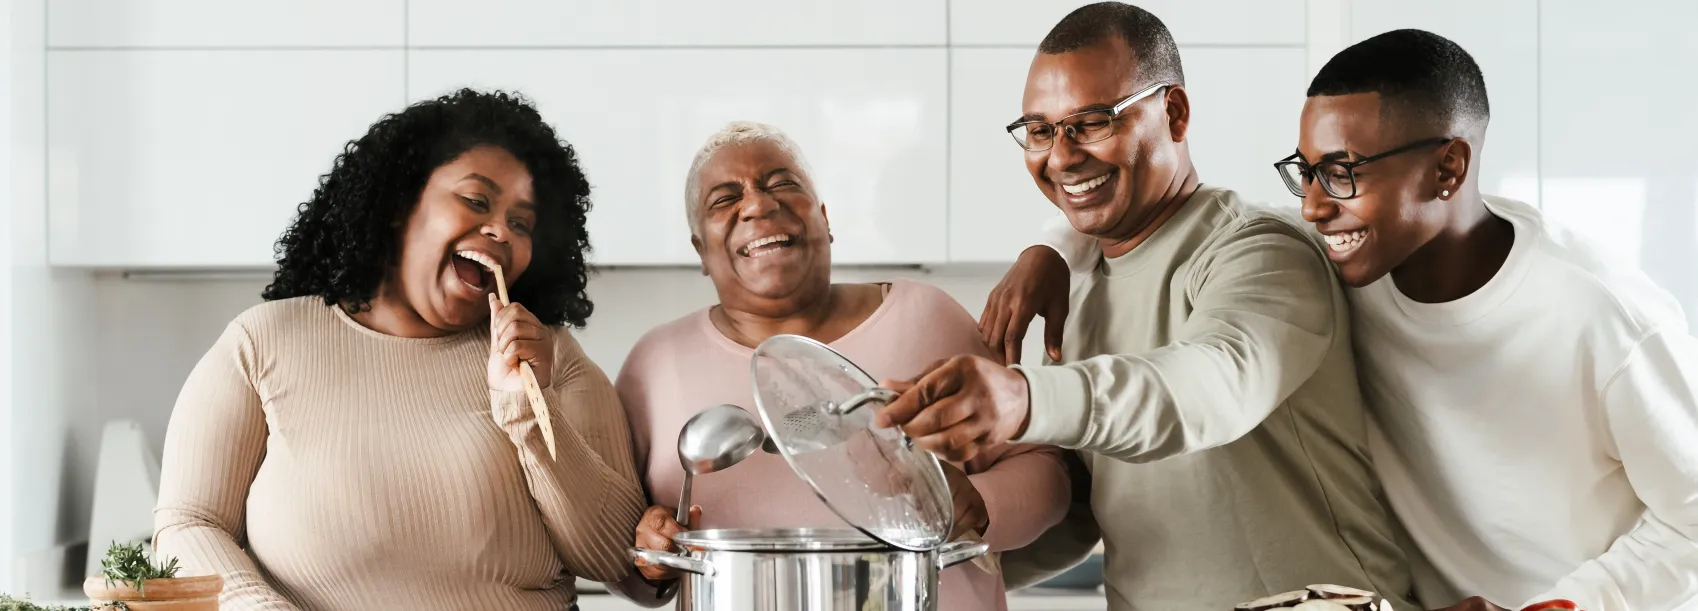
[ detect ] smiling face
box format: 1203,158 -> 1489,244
391,145 -> 537,332
1297,93 -> 1453,287
1020,39 -> 1188,241
690,139 -> 832,313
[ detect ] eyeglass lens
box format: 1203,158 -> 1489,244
1012,110 -> 1118,151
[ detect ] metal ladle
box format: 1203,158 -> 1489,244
675,404 -> 767,525
659,404 -> 766,598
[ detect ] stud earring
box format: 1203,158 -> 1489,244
1441,189 -> 1451,198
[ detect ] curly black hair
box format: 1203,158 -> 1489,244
263,88 -> 595,327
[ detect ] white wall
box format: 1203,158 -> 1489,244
1537,0 -> 1698,322
2,0 -> 18,592
6,0 -> 103,595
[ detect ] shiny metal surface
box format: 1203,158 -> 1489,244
675,404 -> 767,523
674,528 -> 906,552
629,547 -> 716,578
641,529 -> 990,611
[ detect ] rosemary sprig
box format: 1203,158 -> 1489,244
98,541 -> 179,596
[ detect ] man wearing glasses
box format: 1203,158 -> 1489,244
1281,31 -> 1698,611
871,3 -> 1417,609
957,24 -> 1698,611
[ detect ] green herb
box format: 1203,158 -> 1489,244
98,541 -> 179,596
0,594 -> 126,610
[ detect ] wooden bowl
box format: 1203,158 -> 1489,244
83,574 -> 222,610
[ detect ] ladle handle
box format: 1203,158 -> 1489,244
675,473 -> 693,525
662,470 -> 698,599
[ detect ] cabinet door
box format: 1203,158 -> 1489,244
1540,0 -> 1698,321
48,0 -> 404,47
410,49 -> 949,266
948,47 -> 1306,262
408,0 -> 946,48
48,50 -> 406,267
1349,0 -> 1540,206
951,0 -> 1306,47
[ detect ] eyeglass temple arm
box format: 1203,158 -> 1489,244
1113,82 -> 1170,114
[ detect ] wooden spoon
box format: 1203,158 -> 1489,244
492,263 -> 557,461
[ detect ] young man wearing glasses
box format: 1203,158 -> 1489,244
870,3 -> 1418,609
991,27 -> 1698,611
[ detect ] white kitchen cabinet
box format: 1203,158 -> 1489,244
47,50 -> 405,267
48,0 -> 404,48
946,48 -> 1047,263
950,0 -> 1306,47
1539,0 -> 1698,323
408,0 -> 946,48
947,47 -> 1306,262
409,48 -> 949,266
1183,48 -> 1308,208
1348,0 -> 1540,206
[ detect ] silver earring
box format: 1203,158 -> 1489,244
1441,189 -> 1451,198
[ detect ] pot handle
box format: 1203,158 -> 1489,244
836,387 -> 899,416
628,547 -> 717,577
936,540 -> 991,570
838,388 -> 918,449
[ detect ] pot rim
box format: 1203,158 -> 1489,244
673,527 -> 933,552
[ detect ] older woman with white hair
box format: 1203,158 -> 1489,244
609,122 -> 1071,609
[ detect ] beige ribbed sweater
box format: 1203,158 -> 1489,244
153,297 -> 646,611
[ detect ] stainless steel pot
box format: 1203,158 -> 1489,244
629,528 -> 989,611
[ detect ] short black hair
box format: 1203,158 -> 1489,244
1038,2 -> 1185,87
1308,29 -> 1490,133
262,88 -> 597,327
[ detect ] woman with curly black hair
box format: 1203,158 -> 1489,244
152,89 -> 644,611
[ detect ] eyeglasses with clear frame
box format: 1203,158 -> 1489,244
1272,137 -> 1453,199
1005,81 -> 1171,152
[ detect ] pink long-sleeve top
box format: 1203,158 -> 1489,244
616,279 -> 1071,610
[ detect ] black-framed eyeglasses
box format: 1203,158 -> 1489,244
1273,136 -> 1453,199
1005,81 -> 1171,152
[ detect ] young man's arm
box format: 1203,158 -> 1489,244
1527,329 -> 1698,610
979,214 -> 1096,364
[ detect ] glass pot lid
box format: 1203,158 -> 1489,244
749,334 -> 953,551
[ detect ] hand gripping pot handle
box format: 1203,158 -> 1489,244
936,540 -> 990,570
628,547 -> 716,577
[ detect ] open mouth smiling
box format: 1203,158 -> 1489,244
450,249 -> 504,292
736,234 -> 796,258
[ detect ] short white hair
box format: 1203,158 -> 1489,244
684,121 -> 815,237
